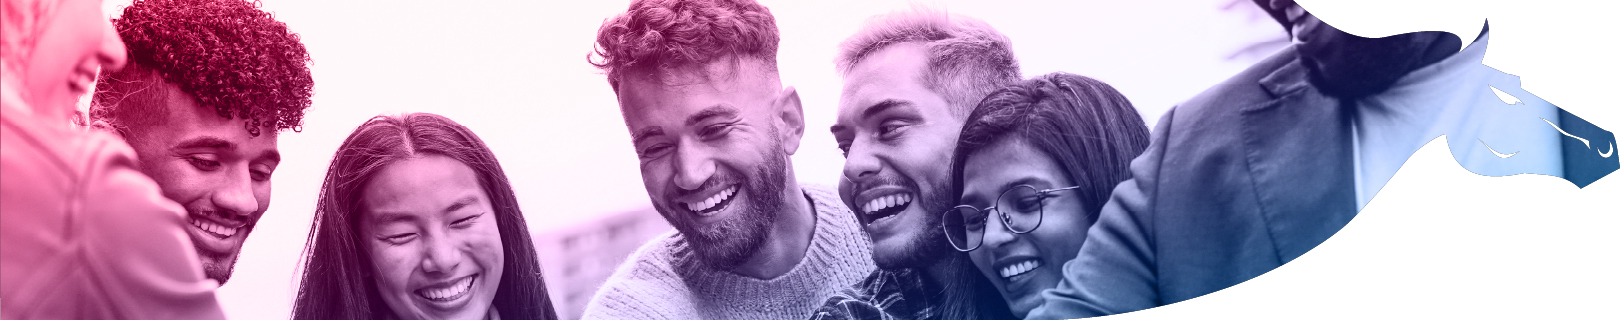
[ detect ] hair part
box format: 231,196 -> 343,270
836,6 -> 1020,118
589,0 -> 781,93
90,0 -> 313,137
951,72 -> 1150,223
293,113 -> 558,320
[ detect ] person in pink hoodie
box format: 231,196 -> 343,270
0,0 -> 226,318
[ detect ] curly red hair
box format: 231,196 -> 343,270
91,0 -> 312,137
589,0 -> 779,92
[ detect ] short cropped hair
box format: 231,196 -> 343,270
836,7 -> 1020,117
589,0 -> 780,92
952,72 -> 1150,218
91,0 -> 312,137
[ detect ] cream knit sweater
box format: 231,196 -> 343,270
581,184 -> 875,320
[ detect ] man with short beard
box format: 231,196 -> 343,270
1026,1 -> 1615,318
89,0 -> 313,285
581,0 -> 874,319
812,7 -> 1020,320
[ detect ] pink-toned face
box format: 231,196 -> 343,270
360,155 -> 505,320
21,0 -> 126,119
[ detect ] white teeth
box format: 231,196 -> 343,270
419,276 -> 474,301
862,193 -> 914,215
999,260 -> 1042,279
684,186 -> 737,213
189,217 -> 239,238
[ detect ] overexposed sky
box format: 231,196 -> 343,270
91,0 -> 1617,318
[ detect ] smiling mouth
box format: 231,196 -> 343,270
860,192 -> 913,224
188,216 -> 241,238
999,259 -> 1042,279
681,185 -> 739,216
417,275 -> 476,302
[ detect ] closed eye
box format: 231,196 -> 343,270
380,232 -> 418,245
450,213 -> 482,229
187,156 -> 222,172
698,121 -> 738,140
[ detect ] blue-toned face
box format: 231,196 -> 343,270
960,137 -> 1093,318
834,43 -> 963,270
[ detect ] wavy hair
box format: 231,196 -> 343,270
952,72 -> 1150,233
589,0 -> 779,92
292,113 -> 557,320
90,0 -> 312,137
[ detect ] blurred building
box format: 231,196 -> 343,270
534,206 -> 672,320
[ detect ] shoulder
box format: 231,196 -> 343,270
1171,45 -> 1302,127
582,230 -> 695,319
808,272 -> 887,320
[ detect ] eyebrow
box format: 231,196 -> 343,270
862,99 -> 914,119
444,196 -> 478,213
631,127 -> 664,145
997,177 -> 1050,194
685,104 -> 741,127
171,136 -> 236,151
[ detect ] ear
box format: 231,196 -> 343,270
774,86 -> 806,155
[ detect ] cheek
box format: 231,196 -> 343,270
1032,213 -> 1091,263
366,243 -> 419,291
968,249 -> 996,279
468,222 -> 506,270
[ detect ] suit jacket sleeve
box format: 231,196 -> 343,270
1025,107 -> 1176,320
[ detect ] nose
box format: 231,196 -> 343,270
671,140 -> 715,190
982,211 -> 1019,248
841,140 -> 882,185
419,233 -> 463,275
211,167 -> 261,217
97,18 -> 128,72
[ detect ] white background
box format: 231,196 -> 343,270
93,0 -> 1616,318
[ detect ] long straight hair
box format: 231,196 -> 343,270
292,113 -> 557,320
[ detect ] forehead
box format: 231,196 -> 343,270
962,137 -> 1069,192
361,155 -> 486,214
836,43 -> 945,122
141,81 -> 278,147
616,60 -> 776,128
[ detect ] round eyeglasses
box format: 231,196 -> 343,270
941,184 -> 1081,252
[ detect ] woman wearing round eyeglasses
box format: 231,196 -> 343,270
944,72 -> 1150,318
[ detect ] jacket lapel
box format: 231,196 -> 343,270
1240,59 -> 1359,263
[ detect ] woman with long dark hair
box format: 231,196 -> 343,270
943,72 -> 1150,318
293,113 -> 557,320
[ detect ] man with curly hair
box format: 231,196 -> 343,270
89,0 -> 313,285
581,0 -> 875,319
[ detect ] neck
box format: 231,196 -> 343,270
729,180 -> 815,279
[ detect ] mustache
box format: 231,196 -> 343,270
665,167 -> 744,200
848,173 -> 919,195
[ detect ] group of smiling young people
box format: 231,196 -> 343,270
6,0 -> 1612,319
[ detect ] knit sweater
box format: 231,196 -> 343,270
581,184 -> 876,320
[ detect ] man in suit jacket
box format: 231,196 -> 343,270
1025,1 -> 1615,318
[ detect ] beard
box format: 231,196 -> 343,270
866,175 -> 958,271
655,146 -> 790,271
1296,27 -> 1454,100
200,254 -> 237,284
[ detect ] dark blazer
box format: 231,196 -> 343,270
1024,44 -> 1615,319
